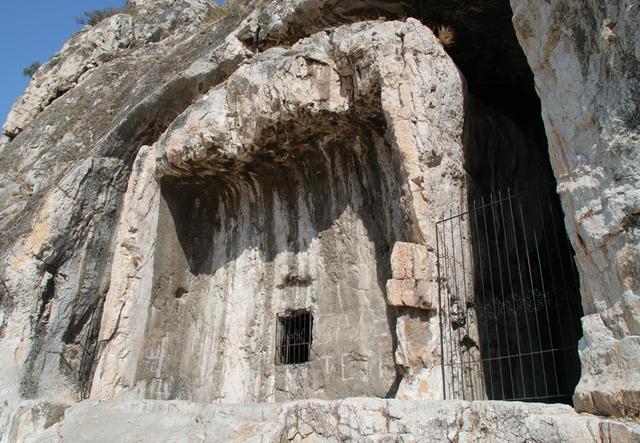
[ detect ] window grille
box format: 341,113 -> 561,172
435,183 -> 583,404
276,310 -> 313,365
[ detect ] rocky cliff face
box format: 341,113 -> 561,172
0,0 -> 638,440
510,0 -> 640,417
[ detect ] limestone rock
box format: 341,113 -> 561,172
92,18 -> 466,404
0,0 -> 638,438
390,242 -> 414,280
1,401 -> 69,443
3,14 -> 135,138
387,242 -> 437,309
573,314 -> 640,417
4,398 -> 640,442
511,0 -> 640,416
395,310 -> 439,369
0,1 -> 252,408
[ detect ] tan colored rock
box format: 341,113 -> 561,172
395,310 -> 439,369
572,314 -> 640,417
390,242 -> 414,279
413,245 -> 434,281
1,401 -> 69,443
0,0 -> 636,429
90,145 -> 160,401
0,1 -> 253,405
2,0 -> 213,139
396,367 -> 444,401
386,278 -> 436,310
93,18 -> 464,403
386,279 -> 416,307
415,279 -> 437,310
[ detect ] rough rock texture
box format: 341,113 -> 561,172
0,0 -> 639,438
4,398 -> 640,443
0,0 -> 253,433
1,0 -> 212,141
90,18 -> 465,404
510,0 -> 640,417
387,242 -> 437,309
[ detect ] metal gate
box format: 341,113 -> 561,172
436,183 -> 583,404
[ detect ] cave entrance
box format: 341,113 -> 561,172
412,0 -> 584,405
436,183 -> 583,403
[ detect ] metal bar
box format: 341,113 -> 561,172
295,313 -> 299,363
298,312 -> 302,362
545,186 -> 579,346
471,199 -> 493,400
457,213 -> 475,399
286,317 -> 291,364
438,222 -> 452,398
481,196 -> 505,400
436,221 -> 447,400
304,311 -> 308,361
518,200 -> 549,398
437,183 -> 581,403
449,210 -> 467,398
534,186 -> 571,394
309,312 -> 312,358
498,189 -> 526,398
531,227 -> 561,396
442,215 -> 456,398
445,345 -> 576,363
490,191 -> 516,398
435,181 -> 556,224
276,316 -> 280,365
507,188 -> 537,399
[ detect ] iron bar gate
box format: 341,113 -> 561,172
436,183 -> 583,404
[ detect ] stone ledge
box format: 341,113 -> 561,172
4,398 -> 639,442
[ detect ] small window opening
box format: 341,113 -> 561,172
276,310 -> 313,365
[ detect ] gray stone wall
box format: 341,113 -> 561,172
136,135 -> 402,402
511,0 -> 640,417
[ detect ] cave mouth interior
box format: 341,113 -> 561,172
413,0 -> 585,404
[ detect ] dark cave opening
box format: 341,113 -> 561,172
419,0 -> 585,404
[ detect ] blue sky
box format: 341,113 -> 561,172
0,0 -> 133,124
0,0 -> 224,126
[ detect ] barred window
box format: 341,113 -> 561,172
276,310 -> 312,365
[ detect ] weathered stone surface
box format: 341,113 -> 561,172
0,0 -> 638,439
395,310 -> 438,368
2,0 -> 212,139
89,145 -> 161,402
386,279 -> 436,310
390,242 -> 414,280
511,0 -> 640,417
1,401 -> 69,443
90,18 -> 465,404
395,367 -> 443,400
412,245 -> 434,281
0,1 -> 252,409
387,242 -> 437,310
387,279 -> 418,307
573,314 -> 640,417
5,398 -> 639,442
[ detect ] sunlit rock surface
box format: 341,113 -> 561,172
510,0 -> 640,417
0,0 -> 638,440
